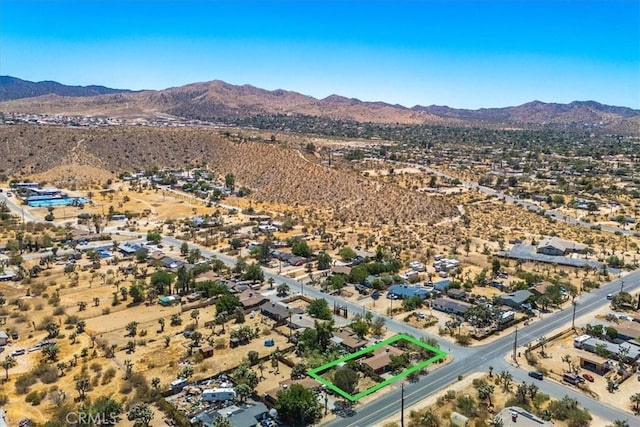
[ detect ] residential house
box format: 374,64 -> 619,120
237,291 -> 268,312
498,290 -> 533,310
360,346 -> 405,374
260,301 -> 303,323
447,288 -> 466,300
192,402 -> 269,427
332,327 -> 367,352
387,284 -> 429,300
289,313 -> 317,330
581,337 -> 640,365
0,332 -> 8,346
529,281 -> 555,296
433,279 -> 452,292
432,297 -> 471,316
330,265 -> 352,276
536,237 -> 588,256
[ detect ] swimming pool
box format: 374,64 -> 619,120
27,197 -> 90,207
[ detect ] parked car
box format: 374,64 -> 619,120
528,371 -> 544,380
582,373 -> 594,382
11,348 -> 26,356
606,294 -> 614,300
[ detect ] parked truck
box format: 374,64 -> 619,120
201,388 -> 236,402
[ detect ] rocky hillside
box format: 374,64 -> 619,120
0,125 -> 456,224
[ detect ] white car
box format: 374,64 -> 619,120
11,348 -> 25,356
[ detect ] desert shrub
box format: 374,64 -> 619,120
90,363 -> 102,373
119,382 -> 133,394
215,338 -> 227,349
102,307 -> 111,315
35,303 -> 44,311
33,363 -> 59,384
15,373 -> 38,394
12,314 -> 28,324
52,306 -> 65,316
525,351 -> 538,366
455,334 -> 472,346
0,394 -> 8,405
102,367 -> 116,385
25,390 -> 42,406
30,282 -> 47,296
532,392 -> 550,408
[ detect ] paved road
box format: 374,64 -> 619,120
0,189 -> 39,223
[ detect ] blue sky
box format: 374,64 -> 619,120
2,0 -> 639,109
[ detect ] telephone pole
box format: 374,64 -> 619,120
512,326 -> 518,362
400,383 -> 405,427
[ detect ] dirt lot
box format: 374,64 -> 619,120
374,372 -> 609,427
516,312 -> 639,414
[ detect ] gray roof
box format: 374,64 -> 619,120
433,297 -> 471,314
499,290 -> 533,305
388,284 -> 428,299
583,337 -> 640,361
193,402 -> 269,427
260,301 -> 303,319
0,332 -> 8,339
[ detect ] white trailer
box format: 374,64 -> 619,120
201,388 -> 236,402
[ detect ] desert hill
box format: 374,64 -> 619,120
0,75 -> 132,101
1,76 -> 638,131
0,124 -> 456,224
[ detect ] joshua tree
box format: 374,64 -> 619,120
561,354 -> 572,372
123,359 -> 134,379
0,355 -> 17,380
76,377 -> 90,400
537,336 -> 548,357
630,392 -> 640,414
190,309 -> 200,327
158,317 -> 165,332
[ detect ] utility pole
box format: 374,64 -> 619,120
512,326 -> 518,362
620,280 -> 625,293
571,301 -> 577,330
400,383 -> 405,427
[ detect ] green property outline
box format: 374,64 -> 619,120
307,333 -> 447,401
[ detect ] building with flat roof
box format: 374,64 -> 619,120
581,337 -> 640,365
432,297 -> 471,315
495,406 -> 555,426
537,237 -> 588,256
387,284 -> 429,300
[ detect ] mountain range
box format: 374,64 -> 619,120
1,76 -> 638,132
